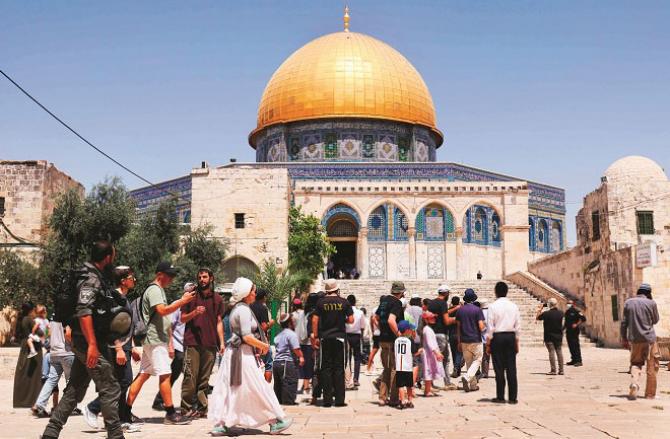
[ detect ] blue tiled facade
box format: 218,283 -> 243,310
129,175 -> 191,224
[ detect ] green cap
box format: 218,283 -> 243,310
391,281 -> 406,294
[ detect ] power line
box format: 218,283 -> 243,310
0,69 -> 189,204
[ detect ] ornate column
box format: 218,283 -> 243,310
408,227 -> 417,279
455,226 -> 464,280
357,227 -> 368,279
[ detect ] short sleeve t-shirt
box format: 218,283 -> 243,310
538,308 -> 564,343
250,301 -> 270,333
274,328 -> 300,363
377,295 -> 404,342
315,295 -> 353,339
182,291 -> 224,348
456,303 -> 486,343
427,298 -> 448,334
142,284 -> 171,345
394,336 -> 413,372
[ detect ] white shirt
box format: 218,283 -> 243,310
394,337 -> 413,372
486,297 -> 521,340
346,307 -> 366,335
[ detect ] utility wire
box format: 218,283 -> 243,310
0,69 -> 189,203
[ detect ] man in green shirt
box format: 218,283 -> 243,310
125,262 -> 196,425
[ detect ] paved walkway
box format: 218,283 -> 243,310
1,346 -> 668,439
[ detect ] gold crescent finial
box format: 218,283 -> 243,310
344,5 -> 350,32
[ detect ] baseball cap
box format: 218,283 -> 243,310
397,320 -> 416,333
437,284 -> 451,294
156,261 -> 178,277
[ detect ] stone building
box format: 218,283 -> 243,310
131,16 -> 566,283
528,156 -> 670,346
0,160 -> 84,254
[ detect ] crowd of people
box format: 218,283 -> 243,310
10,240 -> 663,438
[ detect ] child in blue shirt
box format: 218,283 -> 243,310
273,313 -> 304,405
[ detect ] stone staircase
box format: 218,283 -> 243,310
336,279 -> 586,347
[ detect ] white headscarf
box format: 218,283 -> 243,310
230,277 -> 254,305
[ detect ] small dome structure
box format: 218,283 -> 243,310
604,155 -> 667,186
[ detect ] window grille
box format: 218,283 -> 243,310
234,213 -> 245,229
636,211 -> 654,235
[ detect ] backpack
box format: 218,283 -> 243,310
129,284 -> 157,345
52,265 -> 94,327
376,295 -> 391,330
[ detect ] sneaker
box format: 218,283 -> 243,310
628,384 -> 638,401
164,412 -> 192,425
211,425 -> 228,436
461,376 -> 470,392
270,418 -> 293,435
130,412 -> 144,425
547,371 -> 557,375
566,361 -> 575,365
83,405 -> 99,430
573,362 -> 583,367
558,371 -> 564,375
28,350 -> 38,359
121,423 -> 142,433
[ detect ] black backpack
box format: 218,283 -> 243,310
376,295 -> 391,329
52,266 -> 94,327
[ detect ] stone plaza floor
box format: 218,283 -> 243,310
1,345 -> 668,439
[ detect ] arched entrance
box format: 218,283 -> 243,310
221,256 -> 259,282
323,204 -> 360,279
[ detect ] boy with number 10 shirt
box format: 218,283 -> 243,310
394,320 -> 416,409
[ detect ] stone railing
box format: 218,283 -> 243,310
505,271 -> 584,310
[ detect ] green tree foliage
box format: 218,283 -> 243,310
287,206 -> 334,288
116,199 -> 181,297
173,225 -> 227,292
40,177 -> 136,306
251,259 -> 309,303
0,250 -> 41,308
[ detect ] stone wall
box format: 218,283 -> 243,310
0,160 -> 83,245
190,165 -> 290,278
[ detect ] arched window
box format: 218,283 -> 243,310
474,207 -> 488,243
222,257 -> 259,283
327,218 -> 358,238
491,212 -> 501,245
367,206 -> 387,241
393,207 -> 409,241
551,221 -> 563,252
537,219 -> 549,252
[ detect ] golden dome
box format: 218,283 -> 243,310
250,31 -> 442,146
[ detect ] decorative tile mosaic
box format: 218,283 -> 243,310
368,246 -> 385,278
427,245 -> 444,279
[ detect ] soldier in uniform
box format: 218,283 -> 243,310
42,240 -> 127,439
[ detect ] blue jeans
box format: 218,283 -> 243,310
35,355 -> 74,410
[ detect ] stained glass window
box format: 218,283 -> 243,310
393,207 -> 409,241
289,137 -> 301,160
325,133 -> 338,159
362,134 -> 375,159
367,206 -> 387,241
398,137 -> 410,162
491,213 -> 501,243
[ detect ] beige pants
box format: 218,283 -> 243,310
461,342 -> 483,387
630,342 -> 660,398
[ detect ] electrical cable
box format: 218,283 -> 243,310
0,69 -> 189,204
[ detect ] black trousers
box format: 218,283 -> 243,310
153,349 -> 185,407
346,333 -> 362,382
449,334 -> 463,373
320,338 -> 345,405
43,344 -> 123,439
88,349 -> 132,423
273,360 -> 298,404
566,331 -> 582,363
491,332 -> 518,401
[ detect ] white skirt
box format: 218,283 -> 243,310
208,344 -> 286,429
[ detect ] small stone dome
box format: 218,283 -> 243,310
604,155 -> 667,186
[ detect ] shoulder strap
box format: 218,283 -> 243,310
141,283 -> 159,325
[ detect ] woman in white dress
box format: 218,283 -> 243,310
209,277 -> 292,435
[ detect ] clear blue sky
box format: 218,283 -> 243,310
2,1 -> 669,245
